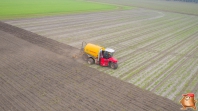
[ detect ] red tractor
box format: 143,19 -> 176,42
82,42 -> 118,69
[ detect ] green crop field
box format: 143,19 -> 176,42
90,0 -> 198,15
0,0 -> 117,19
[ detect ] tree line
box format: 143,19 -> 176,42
166,0 -> 198,3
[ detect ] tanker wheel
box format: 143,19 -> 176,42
88,58 -> 94,65
82,54 -> 88,61
110,63 -> 118,69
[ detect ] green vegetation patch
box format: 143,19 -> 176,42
0,0 -> 117,19
90,0 -> 198,15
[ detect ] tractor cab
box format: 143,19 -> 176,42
102,48 -> 114,59
100,48 -> 118,69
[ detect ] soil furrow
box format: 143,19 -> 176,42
1,60 -> 55,111
0,90 -> 19,111
0,77 -> 37,111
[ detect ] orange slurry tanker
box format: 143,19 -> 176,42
82,42 -> 118,69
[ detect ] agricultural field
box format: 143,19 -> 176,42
0,22 -> 182,110
90,0 -> 198,15
0,0 -> 117,19
4,7 -> 198,104
2,0 -> 198,105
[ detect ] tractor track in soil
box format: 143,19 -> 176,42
0,21 -> 184,110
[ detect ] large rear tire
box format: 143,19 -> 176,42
88,58 -> 94,65
110,63 -> 118,69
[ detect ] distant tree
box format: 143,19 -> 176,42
168,0 -> 198,3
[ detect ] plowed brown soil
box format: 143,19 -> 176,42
0,21 -> 189,111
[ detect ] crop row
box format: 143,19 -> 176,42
68,14 -> 187,48
115,16 -> 198,53
65,17 -> 172,46
122,24 -> 198,80
146,39 -> 198,92
71,13 -> 193,51
157,58 -> 198,99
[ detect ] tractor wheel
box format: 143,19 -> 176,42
88,58 -> 94,65
110,63 -> 118,69
82,54 -> 88,61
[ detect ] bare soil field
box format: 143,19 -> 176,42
4,8 -> 198,103
0,21 -> 185,110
